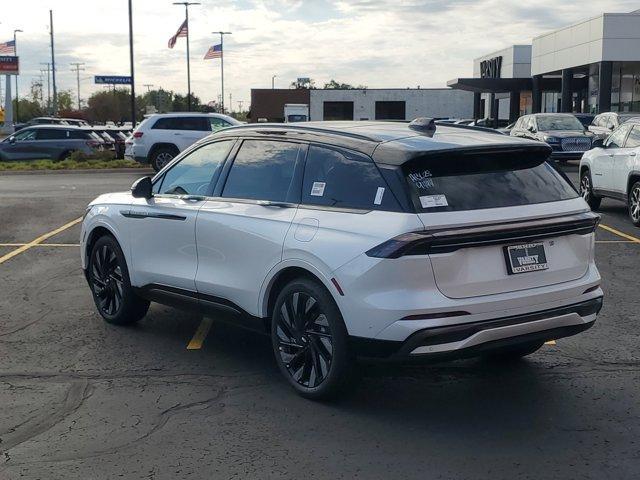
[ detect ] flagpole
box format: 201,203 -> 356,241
173,2 -> 200,111
212,31 -> 231,114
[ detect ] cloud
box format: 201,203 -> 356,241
0,0 -> 638,111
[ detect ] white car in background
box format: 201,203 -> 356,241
125,112 -> 240,171
580,119 -> 640,226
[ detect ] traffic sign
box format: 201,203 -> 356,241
95,75 -> 132,85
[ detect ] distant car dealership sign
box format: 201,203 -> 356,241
480,56 -> 502,79
95,75 -> 132,85
0,56 -> 19,75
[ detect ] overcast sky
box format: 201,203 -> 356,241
1,0 -> 638,110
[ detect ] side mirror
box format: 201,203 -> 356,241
592,138 -> 604,148
131,176 -> 153,199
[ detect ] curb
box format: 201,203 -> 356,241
0,168 -> 154,176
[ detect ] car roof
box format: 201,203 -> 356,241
213,121 -> 551,166
24,124 -> 82,130
145,112 -> 233,118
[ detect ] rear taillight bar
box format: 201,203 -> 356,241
133,131 -> 143,138
366,212 -> 600,259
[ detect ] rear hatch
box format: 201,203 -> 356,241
401,149 -> 595,299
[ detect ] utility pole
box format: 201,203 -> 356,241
49,10 -> 57,115
212,31 -> 231,113
128,0 -> 136,126
40,63 -> 51,113
229,92 -> 232,113
70,62 -> 85,109
143,84 -> 154,92
272,74 -> 277,89
237,100 -> 243,112
173,2 -> 200,111
13,29 -> 22,121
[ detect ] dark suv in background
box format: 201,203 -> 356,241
511,113 -> 594,162
0,125 -> 102,161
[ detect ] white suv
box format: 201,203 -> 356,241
125,113 -> 240,171
82,120 -> 603,399
580,119 -> 640,226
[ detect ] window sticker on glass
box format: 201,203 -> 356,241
408,170 -> 434,189
420,194 -> 448,208
310,181 -> 326,197
374,187 -> 385,205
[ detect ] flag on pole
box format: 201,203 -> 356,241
168,20 -> 188,49
0,40 -> 16,55
204,44 -> 222,59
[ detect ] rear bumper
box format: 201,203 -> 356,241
350,296 -> 602,362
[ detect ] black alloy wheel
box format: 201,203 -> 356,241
271,278 -> 353,400
90,242 -> 124,316
275,291 -> 334,388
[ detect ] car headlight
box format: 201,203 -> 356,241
543,136 -> 560,143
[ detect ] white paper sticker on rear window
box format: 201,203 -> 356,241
419,194 -> 448,208
374,187 -> 385,205
310,182 -> 326,197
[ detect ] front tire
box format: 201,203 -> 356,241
271,278 -> 353,400
484,340 -> 545,361
628,181 -> 640,227
580,170 -> 601,210
150,146 -> 178,172
88,235 -> 149,325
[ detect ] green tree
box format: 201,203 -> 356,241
56,90 -> 74,112
12,98 -> 44,122
323,79 -> 367,89
85,89 -> 132,123
290,78 -> 316,89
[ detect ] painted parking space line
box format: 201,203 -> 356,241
0,217 -> 83,265
187,317 -> 214,350
545,340 -> 556,346
598,224 -> 640,243
0,243 -> 80,247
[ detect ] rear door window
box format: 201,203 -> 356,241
35,129 -> 68,140
625,126 -> 640,148
221,140 -> 301,202
605,124 -> 632,148
302,146 -> 400,211
404,154 -> 577,212
209,117 -> 231,131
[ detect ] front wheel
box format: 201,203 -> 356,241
628,181 -> 640,227
88,235 -> 149,325
271,278 -> 353,400
580,170 -> 601,210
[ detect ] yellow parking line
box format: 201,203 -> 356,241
187,317 -> 213,350
545,340 -> 556,346
598,224 -> 640,243
0,243 -> 80,247
0,217 -> 83,265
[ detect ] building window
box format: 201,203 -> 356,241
323,102 -> 354,120
374,101 -> 406,120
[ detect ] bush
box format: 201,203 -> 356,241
0,159 -> 144,171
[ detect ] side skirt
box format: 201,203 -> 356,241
132,284 -> 269,335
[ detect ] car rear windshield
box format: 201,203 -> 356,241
403,153 -> 578,213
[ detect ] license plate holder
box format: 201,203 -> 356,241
503,242 -> 549,275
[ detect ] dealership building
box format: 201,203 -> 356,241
449,11 -> 640,122
250,88 -> 473,122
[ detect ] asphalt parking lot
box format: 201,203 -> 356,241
1,167 -> 639,480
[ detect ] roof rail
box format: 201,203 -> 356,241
434,121 -> 506,135
222,123 -> 379,142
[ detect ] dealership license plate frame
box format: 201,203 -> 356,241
503,242 -> 549,275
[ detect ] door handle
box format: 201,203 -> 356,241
629,152 -> 637,157
257,200 -> 293,208
181,195 -> 206,201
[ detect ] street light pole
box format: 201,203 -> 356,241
70,62 -> 85,109
272,74 -> 277,89
173,2 -> 200,112
13,29 -> 22,121
128,0 -> 136,126
212,31 -> 231,113
49,10 -> 57,115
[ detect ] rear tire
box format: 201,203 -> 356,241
483,340 -> 545,361
628,181 -> 640,227
88,235 -> 149,325
271,278 -> 354,400
580,170 -> 602,210
150,146 -> 178,172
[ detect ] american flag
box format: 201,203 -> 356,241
0,40 -> 16,55
204,44 -> 222,60
168,20 -> 188,49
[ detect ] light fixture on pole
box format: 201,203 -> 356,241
173,2 -> 200,111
